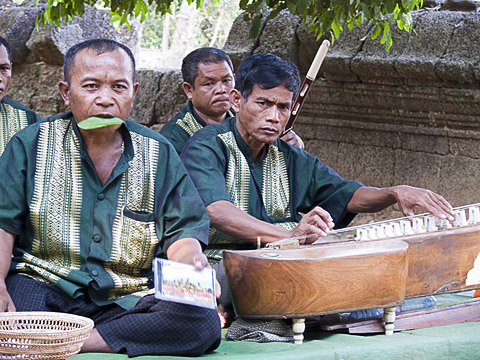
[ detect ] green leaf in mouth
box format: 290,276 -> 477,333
77,116 -> 124,130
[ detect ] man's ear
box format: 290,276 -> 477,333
229,89 -> 242,113
58,81 -> 70,106
133,82 -> 139,98
183,82 -> 194,99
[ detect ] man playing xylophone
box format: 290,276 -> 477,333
161,47 -> 304,153
181,52 -> 456,323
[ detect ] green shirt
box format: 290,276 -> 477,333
0,112 -> 210,310
0,97 -> 42,155
160,100 -> 235,154
181,117 -> 362,257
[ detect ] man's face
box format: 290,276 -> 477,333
59,48 -> 138,124
0,45 -> 12,102
184,61 -> 234,120
231,84 -> 293,149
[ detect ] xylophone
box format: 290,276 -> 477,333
223,204 -> 480,344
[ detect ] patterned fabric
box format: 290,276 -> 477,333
0,97 -> 41,155
226,318 -> 294,343
6,274 -> 221,357
181,117 -> 363,261
206,131 -> 296,257
0,112 -> 210,310
160,100 -> 235,154
176,111 -> 204,137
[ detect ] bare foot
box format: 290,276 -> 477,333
217,304 -> 234,328
80,328 -> 114,353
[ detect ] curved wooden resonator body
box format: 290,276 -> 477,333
224,239 -> 409,319
223,223 -> 480,319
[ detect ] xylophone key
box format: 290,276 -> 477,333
468,206 -> 480,224
439,218 -> 453,229
412,218 -> 426,233
425,216 -> 438,232
400,220 -> 414,235
453,209 -> 468,227
382,223 -> 395,238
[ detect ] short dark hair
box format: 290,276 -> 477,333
63,38 -> 136,84
0,37 -> 12,64
181,47 -> 233,86
235,53 -> 300,101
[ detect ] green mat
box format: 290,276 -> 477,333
71,294 -> 480,360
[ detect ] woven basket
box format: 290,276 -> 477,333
0,312 -> 94,359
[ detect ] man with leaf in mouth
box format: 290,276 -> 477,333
0,39 -> 221,356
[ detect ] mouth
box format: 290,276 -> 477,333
212,98 -> 230,105
260,127 -> 279,135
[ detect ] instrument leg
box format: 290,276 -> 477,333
292,318 -> 305,344
384,306 -> 396,335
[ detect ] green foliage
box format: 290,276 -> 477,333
36,0 -> 422,50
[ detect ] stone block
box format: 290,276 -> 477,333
0,5 -> 41,64
255,9 -> 300,64
396,11 -> 465,82
129,70 -> 162,126
435,13 -> 480,84
26,6 -> 129,65
322,24 -> 370,82
152,69 -> 186,125
10,63 -> 65,118
351,19 -> 411,85
223,12 -> 264,69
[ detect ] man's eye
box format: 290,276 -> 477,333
113,84 -> 127,90
85,84 -> 97,89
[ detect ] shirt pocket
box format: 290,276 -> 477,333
122,208 -> 155,223
118,208 -> 158,269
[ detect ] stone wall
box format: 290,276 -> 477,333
2,0 -> 480,223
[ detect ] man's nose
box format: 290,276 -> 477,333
95,87 -> 115,106
266,106 -> 280,122
214,82 -> 227,94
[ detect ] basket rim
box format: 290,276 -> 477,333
0,311 -> 94,337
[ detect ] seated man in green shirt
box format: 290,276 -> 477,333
181,53 -> 455,321
0,39 -> 220,356
0,37 -> 42,154
160,47 -> 304,153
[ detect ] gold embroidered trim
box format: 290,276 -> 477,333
262,145 -> 291,220
176,112 -> 204,137
0,102 -> 29,155
29,119 -> 82,282
107,132 -> 159,299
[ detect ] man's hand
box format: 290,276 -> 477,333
289,206 -> 335,244
281,130 -> 304,150
166,238 -> 221,299
0,229 -> 15,312
392,185 -> 454,221
0,285 -> 15,312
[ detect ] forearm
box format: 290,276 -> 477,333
346,186 -> 397,213
207,200 -> 291,244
